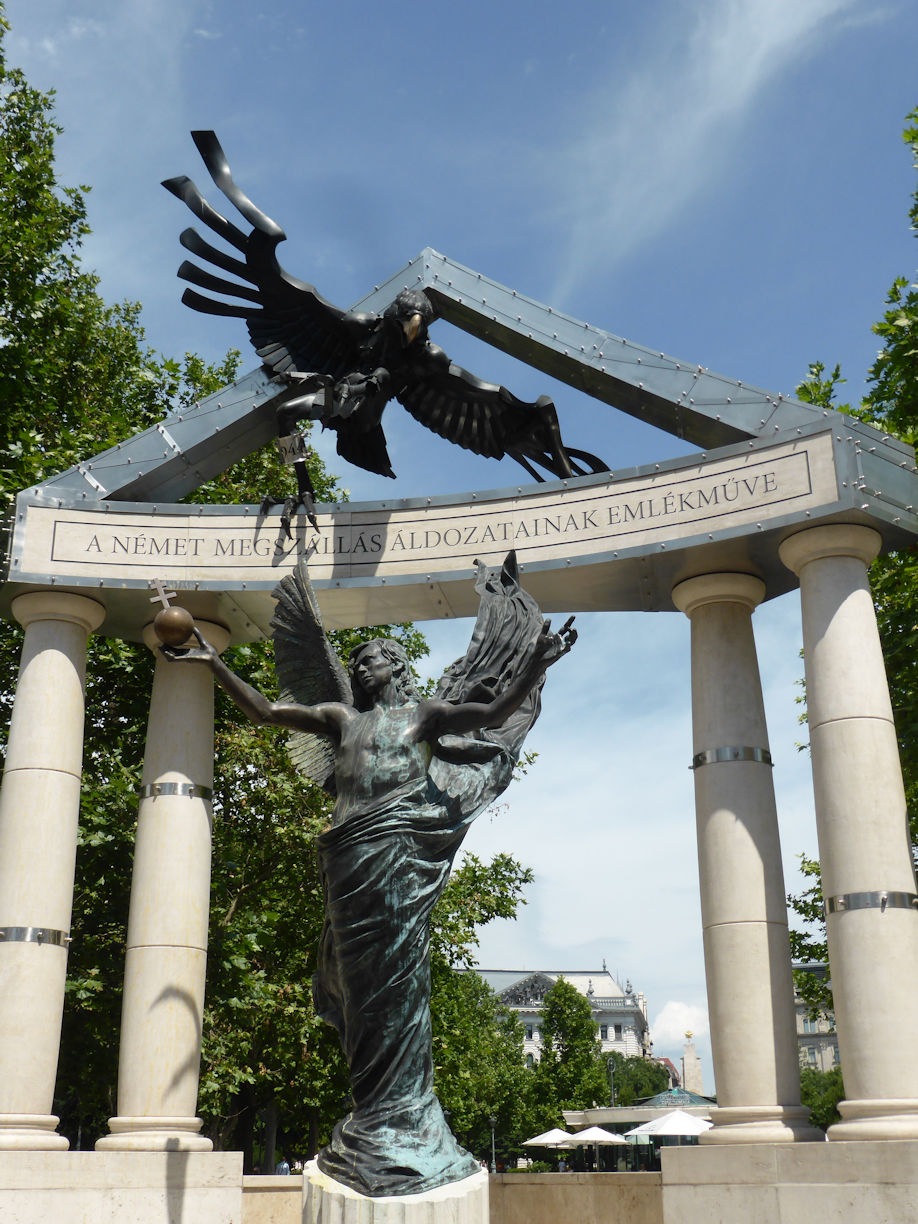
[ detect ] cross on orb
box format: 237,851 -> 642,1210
149,579 -> 177,610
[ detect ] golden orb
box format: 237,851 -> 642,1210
153,605 -> 195,646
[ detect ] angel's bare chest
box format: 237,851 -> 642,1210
336,707 -> 431,796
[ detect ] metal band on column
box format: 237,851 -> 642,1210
825,891 -> 918,915
0,927 -> 71,947
692,746 -> 773,770
139,782 -> 213,801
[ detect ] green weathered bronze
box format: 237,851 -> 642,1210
165,551 -> 574,1196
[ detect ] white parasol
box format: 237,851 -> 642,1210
522,1127 -> 574,1147
625,1109 -> 713,1137
564,1125 -> 628,1145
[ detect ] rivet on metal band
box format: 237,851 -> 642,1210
0,926 -> 72,947
825,891 -> 918,916
139,782 -> 213,801
691,746 -> 773,771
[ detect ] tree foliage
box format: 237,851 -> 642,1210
608,1050 -> 671,1107
0,13 -> 537,1168
799,1066 -> 845,1132
788,109 -> 918,1016
531,978 -> 608,1121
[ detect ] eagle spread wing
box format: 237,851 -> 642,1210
162,130 -> 369,385
164,132 -> 608,483
270,559 -> 352,793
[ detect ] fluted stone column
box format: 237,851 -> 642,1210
98,619 -> 229,1151
673,573 -> 819,1143
780,525 -> 918,1140
0,591 -> 106,1149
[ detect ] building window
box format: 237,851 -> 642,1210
806,1047 -> 817,1066
803,1018 -> 818,1034
600,1025 -> 608,1039
525,1026 -> 533,1040
526,1054 -> 534,1069
832,1046 -> 840,1065
614,1025 -> 622,1040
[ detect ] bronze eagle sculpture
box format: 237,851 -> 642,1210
164,132 -> 607,530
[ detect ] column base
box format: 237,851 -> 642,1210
303,1160 -> 488,1223
96,1116 -> 213,1151
828,1099 -> 918,1141
0,1115 -> 69,1151
700,1105 -> 822,1144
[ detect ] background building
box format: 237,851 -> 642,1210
793,962 -> 839,1073
475,967 -> 651,1067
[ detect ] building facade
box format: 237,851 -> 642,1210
475,968 -> 652,1068
793,962 -> 839,1073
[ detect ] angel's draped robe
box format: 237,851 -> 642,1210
310,558 -> 543,1197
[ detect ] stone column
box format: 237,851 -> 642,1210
0,591 -> 106,1150
97,619 -> 229,1151
780,525 -> 918,1140
672,573 -> 819,1143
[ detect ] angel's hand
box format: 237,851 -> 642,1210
161,628 -> 218,667
529,616 -> 577,670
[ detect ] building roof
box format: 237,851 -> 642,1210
475,969 -> 628,1002
640,1087 -> 716,1108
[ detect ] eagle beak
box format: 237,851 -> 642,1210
402,312 -> 423,345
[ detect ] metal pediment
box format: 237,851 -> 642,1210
25,246 -> 900,508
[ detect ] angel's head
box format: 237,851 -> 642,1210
348,638 -> 419,709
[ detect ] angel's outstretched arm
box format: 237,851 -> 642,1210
419,617 -> 576,740
164,632 -> 349,740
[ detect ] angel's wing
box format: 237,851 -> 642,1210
271,559 -> 352,792
163,131 -> 369,382
434,550 -> 544,759
396,343 -> 607,482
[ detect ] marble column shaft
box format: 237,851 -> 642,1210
98,619 -> 229,1152
780,524 -> 918,1140
673,573 -> 818,1143
0,591 -> 105,1150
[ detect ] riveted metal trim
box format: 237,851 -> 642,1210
691,746 -> 773,770
0,926 -> 71,947
139,782 -> 213,801
826,890 -> 918,916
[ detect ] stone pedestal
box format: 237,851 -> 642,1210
672,573 -> 819,1144
780,525 -> 918,1140
98,620 -> 229,1152
303,1162 -> 488,1224
0,592 -> 105,1150
661,1138 -> 918,1224
0,1151 -> 243,1224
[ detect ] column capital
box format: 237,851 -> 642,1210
142,618 -> 230,655
11,591 -> 105,635
779,524 -> 881,576
672,572 -> 765,618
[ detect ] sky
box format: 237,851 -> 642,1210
5,0 -> 918,1091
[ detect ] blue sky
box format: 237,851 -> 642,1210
6,0 -> 918,1088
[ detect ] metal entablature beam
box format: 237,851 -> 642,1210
352,248 -> 861,450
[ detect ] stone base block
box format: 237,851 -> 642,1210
0,1115 -> 69,1151
661,1138 -> 918,1224
829,1098 -> 918,1140
0,1150 -> 242,1224
303,1160 -> 488,1224
700,1105 -> 823,1144
95,1114 -> 213,1151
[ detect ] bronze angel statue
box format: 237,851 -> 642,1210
164,551 -> 575,1196
163,132 -> 607,532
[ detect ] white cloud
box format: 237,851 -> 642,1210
547,0 -> 863,300
651,1000 -> 710,1047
